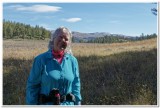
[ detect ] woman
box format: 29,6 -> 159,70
26,27 -> 82,105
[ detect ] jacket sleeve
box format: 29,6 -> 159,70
72,58 -> 82,105
26,57 -> 42,105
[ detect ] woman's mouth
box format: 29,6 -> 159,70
61,42 -> 67,49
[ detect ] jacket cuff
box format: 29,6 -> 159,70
75,101 -> 81,105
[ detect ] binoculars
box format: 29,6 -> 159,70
39,88 -> 75,105
49,88 -> 60,105
39,88 -> 60,105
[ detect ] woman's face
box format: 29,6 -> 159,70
53,30 -> 70,52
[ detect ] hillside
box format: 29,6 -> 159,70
72,31 -> 157,43
72,31 -> 110,42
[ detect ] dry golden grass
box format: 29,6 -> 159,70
3,38 -> 157,59
3,39 -> 48,60
72,38 -> 157,56
3,38 -> 157,105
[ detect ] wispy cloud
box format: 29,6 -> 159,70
62,18 -> 82,23
6,5 -> 23,8
7,5 -> 62,13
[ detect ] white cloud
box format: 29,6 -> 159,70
8,5 -> 62,13
63,18 -> 82,23
6,5 -> 24,8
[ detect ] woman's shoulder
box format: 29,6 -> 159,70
65,53 -> 78,63
34,50 -> 52,61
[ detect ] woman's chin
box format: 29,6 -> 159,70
58,48 -> 65,52
53,48 -> 63,52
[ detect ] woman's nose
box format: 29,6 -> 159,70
62,38 -> 66,42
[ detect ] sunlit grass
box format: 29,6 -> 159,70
3,38 -> 157,105
3,38 -> 157,59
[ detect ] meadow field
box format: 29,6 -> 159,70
3,38 -> 157,105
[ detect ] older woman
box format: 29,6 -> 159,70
26,27 -> 82,105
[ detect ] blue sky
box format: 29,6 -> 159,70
3,3 -> 157,36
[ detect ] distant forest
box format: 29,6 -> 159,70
3,20 -> 157,43
3,20 -> 51,40
87,33 -> 157,43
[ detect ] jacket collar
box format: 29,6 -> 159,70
46,49 -> 69,59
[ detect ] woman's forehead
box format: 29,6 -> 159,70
57,30 -> 70,37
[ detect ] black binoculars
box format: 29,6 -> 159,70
39,88 -> 60,105
49,88 -> 60,105
39,88 -> 75,105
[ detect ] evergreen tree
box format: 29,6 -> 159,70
7,26 -> 13,39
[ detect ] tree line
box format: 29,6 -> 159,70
87,33 -> 157,43
3,20 -> 51,40
3,20 -> 157,44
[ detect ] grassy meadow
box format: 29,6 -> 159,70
3,38 -> 157,105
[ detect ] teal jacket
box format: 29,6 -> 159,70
26,49 -> 82,105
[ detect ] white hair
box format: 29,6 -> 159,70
48,26 -> 73,55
